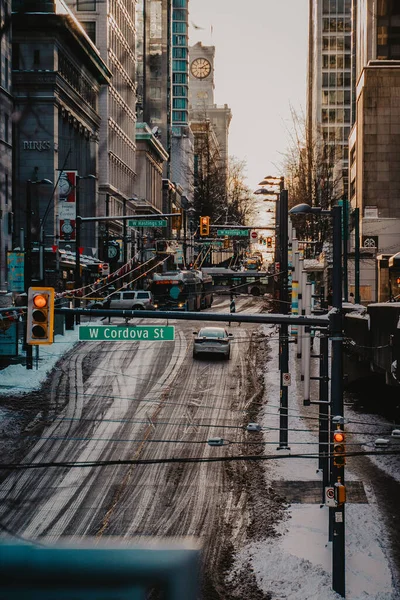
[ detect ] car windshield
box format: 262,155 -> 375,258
199,328 -> 225,338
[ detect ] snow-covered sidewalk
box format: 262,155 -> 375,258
232,326 -> 397,599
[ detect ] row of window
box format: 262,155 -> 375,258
322,89 -> 351,105
173,72 -> 187,84
322,17 -> 351,32
173,22 -> 187,34
322,0 -> 351,14
322,53 -> 351,69
173,98 -> 188,109
172,59 -> 187,72
322,126 -> 351,143
173,47 -> 187,59
172,110 -> 187,124
173,0 -> 187,7
322,72 -> 351,88
173,34 -> 187,46
173,9 -> 187,22
173,84 -> 187,97
322,108 -> 351,124
322,35 -> 351,51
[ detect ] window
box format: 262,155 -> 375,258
77,0 -> 96,10
81,22 -> 96,44
173,110 -> 187,122
150,86 -> 161,99
172,22 -> 187,33
173,73 -> 187,84
173,85 -> 187,96
322,73 -> 329,87
4,114 -> 9,143
172,47 -> 187,59
173,98 -> 188,109
12,43 -> 19,70
172,60 -> 187,72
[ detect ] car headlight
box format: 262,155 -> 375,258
178,302 -> 184,308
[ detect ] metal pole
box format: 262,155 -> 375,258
319,334 -> 330,497
354,207 -> 360,304
25,181 -> 33,370
105,193 -> 110,262
75,181 -> 81,325
123,198 -> 127,264
343,198 -> 348,301
278,189 -> 289,450
330,204 -> 345,598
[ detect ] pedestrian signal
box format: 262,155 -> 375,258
333,428 -> 346,467
27,287 -> 55,345
223,236 -> 230,249
267,237 -> 273,248
200,216 -> 210,236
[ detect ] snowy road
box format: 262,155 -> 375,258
0,296 -> 267,576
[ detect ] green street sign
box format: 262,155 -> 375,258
128,219 -> 168,227
79,325 -> 175,341
217,229 -> 249,237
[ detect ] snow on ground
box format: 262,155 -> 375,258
0,320 -> 399,598
231,326 -> 397,600
0,321 -> 99,396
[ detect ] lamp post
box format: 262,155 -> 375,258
255,177 -> 289,449
25,178 -> 53,369
75,174 -> 96,325
289,202 -> 345,598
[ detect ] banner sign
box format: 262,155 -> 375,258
58,170 -> 77,240
7,252 -> 24,292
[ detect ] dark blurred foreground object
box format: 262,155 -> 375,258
0,540 -> 201,599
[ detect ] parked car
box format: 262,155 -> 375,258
192,327 -> 233,359
88,290 -> 155,311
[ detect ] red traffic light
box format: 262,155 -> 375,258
333,431 -> 345,444
33,294 -> 48,309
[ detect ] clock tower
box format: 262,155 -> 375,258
189,42 -> 215,109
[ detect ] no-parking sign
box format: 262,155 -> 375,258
325,486 -> 336,507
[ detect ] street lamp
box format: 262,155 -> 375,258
289,201 -> 345,597
75,174 -> 97,324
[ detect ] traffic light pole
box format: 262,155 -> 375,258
330,205 -> 345,598
25,181 -> 33,369
278,189 -> 289,450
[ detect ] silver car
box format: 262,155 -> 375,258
192,327 -> 233,359
89,291 -> 155,310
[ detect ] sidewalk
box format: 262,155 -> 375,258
233,327 -> 397,600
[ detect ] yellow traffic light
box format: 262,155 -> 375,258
267,237 -> 273,248
200,216 -> 210,236
172,212 -> 182,230
27,287 -> 55,345
333,428 -> 346,467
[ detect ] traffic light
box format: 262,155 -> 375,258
172,211 -> 182,230
267,237 -> 272,248
223,236 -> 229,249
200,216 -> 210,236
27,287 -> 55,345
333,427 -> 346,467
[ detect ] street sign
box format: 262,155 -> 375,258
79,325 -> 175,341
325,486 -> 336,507
251,231 -> 258,239
282,373 -> 291,386
128,219 -> 167,228
217,229 -> 249,237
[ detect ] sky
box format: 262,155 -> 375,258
189,0 -> 309,190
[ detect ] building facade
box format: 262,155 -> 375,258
348,0 -> 400,300
0,0 -> 13,288
12,0 -> 110,287
307,0 -> 352,199
67,0 -> 138,260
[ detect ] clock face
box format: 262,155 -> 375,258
61,220 -> 74,235
108,245 -> 118,259
191,58 -> 211,79
59,174 -> 73,198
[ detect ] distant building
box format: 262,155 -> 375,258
307,0 -> 352,199
0,0 -> 12,288
189,42 -> 232,186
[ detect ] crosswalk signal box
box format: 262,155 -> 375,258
200,216 -> 210,236
27,287 -> 55,345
